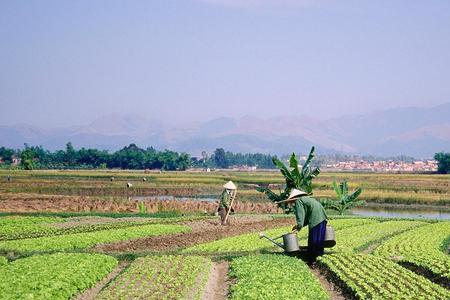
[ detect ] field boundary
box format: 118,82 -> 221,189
398,261 -> 450,289
74,261 -> 130,300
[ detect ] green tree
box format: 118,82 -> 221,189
257,146 -> 320,212
20,148 -> 35,170
434,152 -> 450,174
213,148 -> 228,168
0,147 -> 15,164
320,180 -> 364,215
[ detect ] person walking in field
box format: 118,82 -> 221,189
277,189 -> 328,262
218,181 -> 237,225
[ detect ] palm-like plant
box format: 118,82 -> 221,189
321,180 -> 364,215
257,146 -> 320,212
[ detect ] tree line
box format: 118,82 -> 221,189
0,144 -> 276,170
1,143 -> 448,173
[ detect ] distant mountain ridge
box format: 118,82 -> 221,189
1,103 -> 449,158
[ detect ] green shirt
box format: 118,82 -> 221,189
294,196 -> 328,229
219,190 -> 230,209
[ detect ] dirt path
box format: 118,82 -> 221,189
310,266 -> 347,300
201,261 -> 230,300
74,261 -> 129,300
92,217 -> 293,253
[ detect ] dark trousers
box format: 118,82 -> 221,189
308,220 -> 327,262
218,207 -> 228,225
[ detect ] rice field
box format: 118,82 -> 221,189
1,170 -> 449,208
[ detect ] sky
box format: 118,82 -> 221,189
1,0 -> 450,127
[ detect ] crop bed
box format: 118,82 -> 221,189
318,253 -> 450,300
0,224 -> 190,253
0,216 -> 62,240
375,222 -> 450,281
0,215 -> 208,241
184,218 -> 378,254
230,254 -> 328,300
0,253 -> 117,300
0,213 -> 448,299
330,220 -> 428,253
96,255 -> 211,300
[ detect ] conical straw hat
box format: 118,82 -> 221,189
223,181 -> 237,190
276,189 -> 307,203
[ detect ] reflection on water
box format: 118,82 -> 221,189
132,196 -> 450,220
350,206 -> 450,220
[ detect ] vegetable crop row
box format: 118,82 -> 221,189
184,218 -> 378,254
0,253 -> 117,300
331,220 -> 427,253
0,224 -> 190,253
0,216 -> 62,240
0,215 -> 204,241
96,255 -> 211,300
374,221 -> 450,280
318,253 -> 450,300
229,254 -> 328,300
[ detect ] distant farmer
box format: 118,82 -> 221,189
218,181 -> 237,225
278,189 -> 328,262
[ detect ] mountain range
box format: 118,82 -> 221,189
1,103 -> 449,158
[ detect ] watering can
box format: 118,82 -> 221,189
324,225 -> 336,248
259,232 -> 300,253
259,225 -> 336,253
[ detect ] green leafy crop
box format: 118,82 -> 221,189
331,220 -> 427,253
230,254 -> 329,300
0,253 -> 117,300
184,218 -> 378,254
375,221 -> 450,280
319,253 -> 449,299
97,255 -> 211,300
0,224 -> 190,252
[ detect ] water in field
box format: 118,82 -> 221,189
132,195 -> 218,202
350,206 -> 450,220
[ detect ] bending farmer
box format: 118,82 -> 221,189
218,181 -> 237,225
279,189 -> 328,262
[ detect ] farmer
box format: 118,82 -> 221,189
278,189 -> 328,262
218,181 -> 237,225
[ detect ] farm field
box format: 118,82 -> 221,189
0,213 -> 449,299
0,170 -> 449,299
1,170 -> 449,215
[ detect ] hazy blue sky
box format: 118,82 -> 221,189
1,0 -> 450,127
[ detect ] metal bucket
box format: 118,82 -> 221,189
324,225 -> 336,248
282,233 -> 300,252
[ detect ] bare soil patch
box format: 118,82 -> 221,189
92,217 -> 294,253
74,261 -> 130,300
310,265 -> 347,300
201,261 -> 230,300
314,263 -> 357,300
398,261 -> 450,289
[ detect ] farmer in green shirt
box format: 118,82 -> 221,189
218,181 -> 237,225
278,189 -> 328,262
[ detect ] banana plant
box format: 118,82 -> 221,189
321,180 -> 364,215
257,146 -> 320,212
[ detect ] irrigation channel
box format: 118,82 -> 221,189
132,196 -> 450,220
